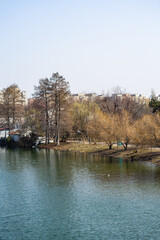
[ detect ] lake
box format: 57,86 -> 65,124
0,148 -> 160,240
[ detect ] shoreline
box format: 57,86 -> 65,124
38,142 -> 160,165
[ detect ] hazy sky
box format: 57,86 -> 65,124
1,0 -> 160,97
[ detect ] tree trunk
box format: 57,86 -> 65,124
45,97 -> 49,145
54,92 -> 58,145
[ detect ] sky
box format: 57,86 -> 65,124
0,0 -> 160,97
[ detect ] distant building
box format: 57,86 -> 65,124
150,94 -> 160,102
71,92 -> 151,105
111,93 -> 150,105
0,91 -> 3,102
72,93 -> 97,101
0,128 -> 10,139
28,97 -> 36,106
21,91 -> 27,105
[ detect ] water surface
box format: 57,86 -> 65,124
0,148 -> 160,240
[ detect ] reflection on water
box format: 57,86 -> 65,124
0,148 -> 160,239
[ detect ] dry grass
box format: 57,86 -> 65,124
38,142 -> 109,152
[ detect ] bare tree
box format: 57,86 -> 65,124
50,73 -> 70,145
96,94 -> 150,119
1,84 -> 25,128
87,110 -> 118,149
34,78 -> 51,144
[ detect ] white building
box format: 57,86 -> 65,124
0,128 -> 9,139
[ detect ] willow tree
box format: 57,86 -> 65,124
50,73 -> 70,145
71,100 -> 98,142
116,110 -> 134,150
134,114 -> 160,147
87,110 -> 118,149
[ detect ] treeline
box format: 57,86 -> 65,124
0,73 -> 160,148
71,95 -> 160,150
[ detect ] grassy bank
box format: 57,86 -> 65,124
38,142 -> 160,164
